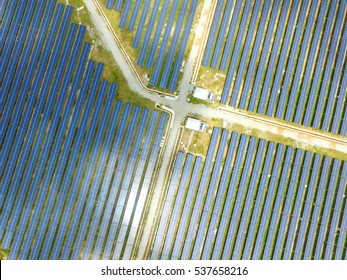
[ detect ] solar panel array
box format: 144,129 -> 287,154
105,0 -> 199,91
202,0 -> 347,136
150,128 -> 347,259
0,0 -> 169,260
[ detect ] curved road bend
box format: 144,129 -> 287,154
84,0 -> 347,259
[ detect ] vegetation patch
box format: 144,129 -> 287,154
0,249 -> 9,260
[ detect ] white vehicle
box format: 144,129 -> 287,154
185,117 -> 208,132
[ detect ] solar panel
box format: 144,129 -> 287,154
170,156 -> 203,259
303,157 -> 332,259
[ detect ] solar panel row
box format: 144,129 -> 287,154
105,0 -> 199,91
0,0 -> 169,260
203,0 -> 347,136
150,128 -> 347,259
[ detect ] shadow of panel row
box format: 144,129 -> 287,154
105,0 -> 199,91
0,0 -> 168,260
202,0 -> 347,136
151,127 -> 347,260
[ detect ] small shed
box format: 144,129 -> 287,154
193,87 -> 209,99
185,117 -> 207,132
192,87 -> 215,102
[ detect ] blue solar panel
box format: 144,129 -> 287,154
1,25 -> 87,253
211,0 -> 239,71
170,156 -> 203,259
0,2 -> 17,53
64,102 -> 130,260
6,6 -> 74,260
2,0 -> 172,261
21,25 -> 85,259
317,13 -> 346,129
313,160 -> 341,259
168,0 -> 198,91
102,111 -> 158,260
0,0 -> 54,198
201,132 -> 239,259
82,105 -> 140,260
238,0 -> 271,109
137,0 -> 161,66
221,0 -> 253,104
119,0 -> 132,28
256,0 -> 290,115
45,64 -> 105,260
132,0 -> 150,48
222,137 -> 257,259
72,92 -> 124,261
252,144 -> 285,259
274,0 -> 310,119
212,134 -> 248,259
150,0 -> 179,86
324,162 -> 347,259
246,1 -> 281,110
30,69 -> 106,259
44,61 -> 110,261
181,127 -> 220,259
262,147 -> 294,259
128,0 -> 141,31
0,1 -> 30,86
92,107 -> 148,260
335,163 -> 347,259
292,154 -> 322,259
160,154 -> 194,259
45,62 -> 101,260
201,0 -> 226,67
242,142 -> 275,259
114,0 -> 124,11
146,0 -> 171,68
303,157 -> 331,259
123,113 -> 169,259
272,150 -> 304,259
232,139 -> 266,259
302,1 -> 340,127
19,23 -> 78,260
282,152 -> 313,259
0,2 -> 37,144
229,0 -> 263,107
0,0 -> 47,158
7,57 -> 94,260
283,2 -> 320,122
330,54 -> 347,134
106,0 -> 115,9
159,0 -> 189,89
292,0 -> 329,124
264,0 -> 300,117
191,129 -> 229,259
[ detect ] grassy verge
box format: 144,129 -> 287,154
0,249 -> 9,260
60,0 -> 156,110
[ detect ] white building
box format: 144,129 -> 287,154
185,117 -> 207,132
192,87 -> 215,102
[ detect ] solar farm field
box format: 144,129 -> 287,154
103,0 -> 200,91
150,127 -> 347,259
200,0 -> 347,136
0,0 -> 169,260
